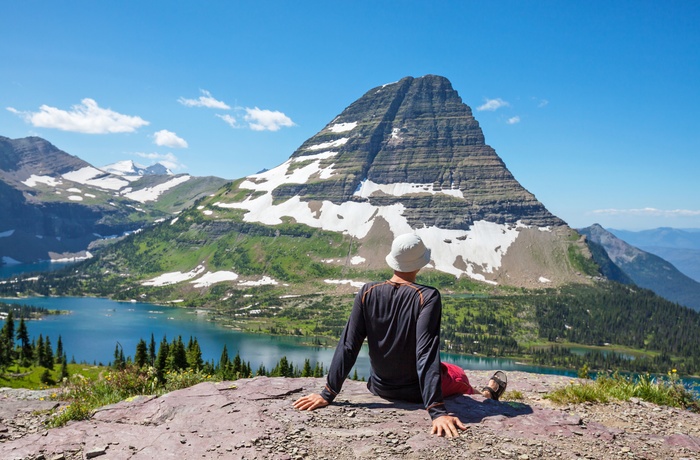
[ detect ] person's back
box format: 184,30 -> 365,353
359,280 -> 441,404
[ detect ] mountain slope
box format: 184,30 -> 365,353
580,224 -> 700,311
609,227 -> 700,282
0,135 -> 228,264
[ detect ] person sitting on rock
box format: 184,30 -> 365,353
293,233 -> 508,437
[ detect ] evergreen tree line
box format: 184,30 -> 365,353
118,334 -> 335,385
0,310 -> 70,382
530,345 -> 700,375
532,283 -> 700,363
0,303 -> 51,318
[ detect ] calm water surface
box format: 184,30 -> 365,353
2,296 -> 698,389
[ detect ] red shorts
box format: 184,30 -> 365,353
440,362 -> 476,396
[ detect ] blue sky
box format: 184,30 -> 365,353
2,1 -> 699,231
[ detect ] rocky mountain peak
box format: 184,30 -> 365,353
212,75 -> 587,286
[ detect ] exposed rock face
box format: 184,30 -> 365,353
2,374 -> 699,459
280,75 -> 562,229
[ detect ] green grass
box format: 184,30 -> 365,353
0,363 -> 102,389
546,371 -> 700,412
48,366 -> 218,427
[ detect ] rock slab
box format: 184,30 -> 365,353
1,371 -> 699,459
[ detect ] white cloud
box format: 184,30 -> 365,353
135,152 -> 186,171
7,99 -> 149,134
507,116 -> 521,125
216,114 -> 238,128
153,129 -> 188,148
477,98 -> 510,112
591,208 -> 700,217
537,99 -> 549,108
244,107 -> 295,131
178,90 -> 230,109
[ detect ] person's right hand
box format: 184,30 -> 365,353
293,393 -> 329,411
430,415 -> 467,437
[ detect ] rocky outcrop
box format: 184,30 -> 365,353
2,373 -> 699,459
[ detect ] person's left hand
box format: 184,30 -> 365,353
430,415 -> 467,437
293,393 -> 329,411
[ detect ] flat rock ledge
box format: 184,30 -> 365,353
1,371 -> 699,459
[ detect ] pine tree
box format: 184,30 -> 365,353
148,333 -> 156,366
0,310 -> 15,367
60,353 -> 69,381
113,343 -> 125,370
232,352 -> 242,377
43,336 -> 54,370
186,337 -> 203,370
155,336 -> 169,380
167,336 -> 187,371
56,336 -> 64,364
218,345 -> 230,379
16,317 -> 32,365
36,335 -> 45,367
301,359 -> 312,377
135,339 -> 148,368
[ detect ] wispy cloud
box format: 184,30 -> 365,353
591,208 -> 700,217
507,116 -> 521,125
477,98 -> 510,112
178,90 -> 230,109
537,99 -> 549,108
244,107 -> 295,131
216,114 -> 238,128
7,99 -> 149,134
135,152 -> 186,171
217,108 -> 295,131
153,129 -> 188,148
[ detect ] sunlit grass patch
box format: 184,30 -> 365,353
546,371 -> 699,412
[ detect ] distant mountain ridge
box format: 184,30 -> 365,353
580,224 -> 700,311
609,227 -> 700,282
0,135 -> 228,265
102,160 -> 173,178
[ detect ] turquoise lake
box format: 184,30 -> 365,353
2,296 -> 585,380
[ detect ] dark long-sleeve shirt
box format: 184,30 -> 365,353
320,280 -> 448,419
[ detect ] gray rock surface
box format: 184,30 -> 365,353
1,371 -> 699,459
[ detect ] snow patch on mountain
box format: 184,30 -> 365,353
307,138 -> 348,150
122,175 -> 191,203
190,271 -> 239,288
354,179 -> 464,199
62,166 -> 129,190
142,263 -> 206,286
22,175 -> 62,187
328,122 -> 357,133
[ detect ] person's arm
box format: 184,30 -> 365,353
294,286 -> 367,410
416,290 -> 467,436
415,289 -> 448,420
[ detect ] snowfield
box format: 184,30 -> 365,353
122,175 -> 191,203
213,151 -> 545,283
22,175 -> 62,187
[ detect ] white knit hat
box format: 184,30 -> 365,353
385,233 -> 431,272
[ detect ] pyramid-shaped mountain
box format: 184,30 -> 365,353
212,75 -> 588,287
